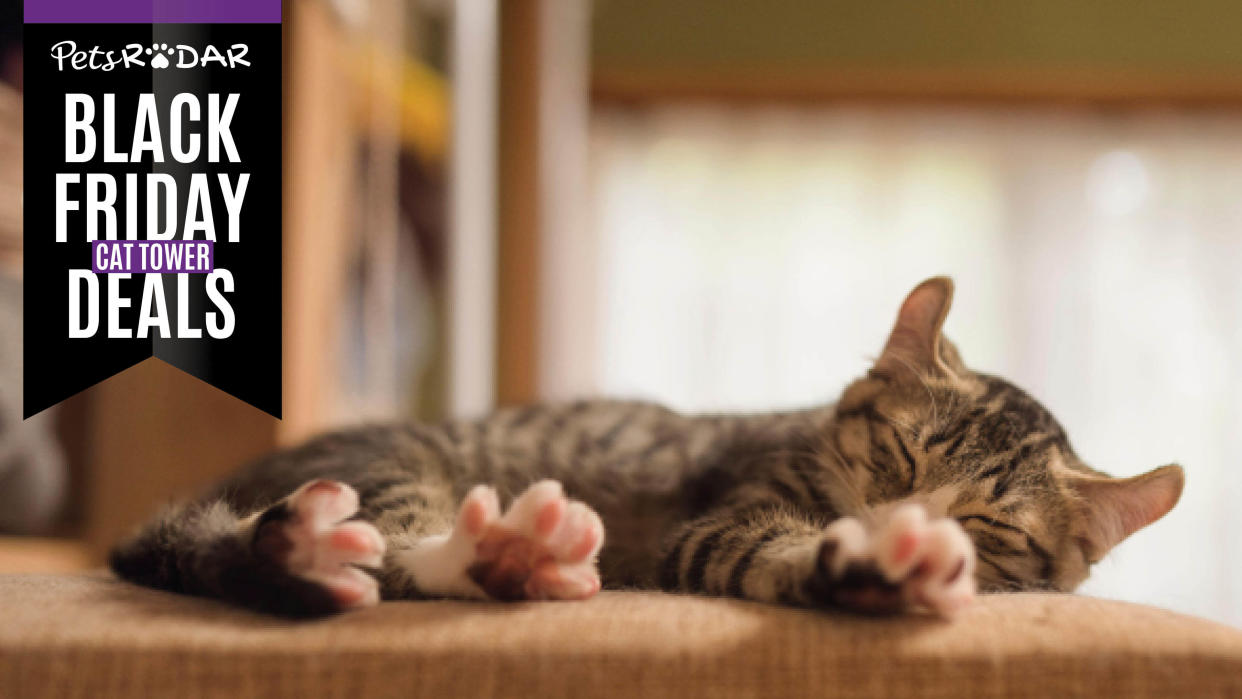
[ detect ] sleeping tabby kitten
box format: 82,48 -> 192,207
110,277 -> 1184,618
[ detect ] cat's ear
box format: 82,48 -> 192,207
1069,464 -> 1184,562
877,277 -> 955,376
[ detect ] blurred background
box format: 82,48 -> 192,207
0,0 -> 1239,628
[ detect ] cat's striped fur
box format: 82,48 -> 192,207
110,278 -> 1184,617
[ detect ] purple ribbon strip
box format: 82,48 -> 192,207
25,0 -> 281,24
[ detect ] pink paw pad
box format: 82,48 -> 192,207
872,504 -> 976,618
256,479 -> 386,610
458,480 -> 604,601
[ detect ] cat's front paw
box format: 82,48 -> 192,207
252,479 -> 386,610
400,480 -> 604,601
808,504 -> 975,618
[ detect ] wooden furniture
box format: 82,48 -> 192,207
3,573 -> 1242,698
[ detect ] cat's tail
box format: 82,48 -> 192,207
108,494 -> 353,618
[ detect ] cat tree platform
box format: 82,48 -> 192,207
1,572 -> 1240,698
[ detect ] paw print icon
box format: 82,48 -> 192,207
150,44 -> 172,69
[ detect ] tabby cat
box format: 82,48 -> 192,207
110,277 -> 1184,618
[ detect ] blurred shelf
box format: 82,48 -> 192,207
0,536 -> 92,574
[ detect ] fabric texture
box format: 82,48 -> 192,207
1,572 -> 1240,698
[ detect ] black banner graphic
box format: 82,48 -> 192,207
23,9 -> 281,417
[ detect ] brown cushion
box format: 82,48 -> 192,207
1,572 -> 1240,698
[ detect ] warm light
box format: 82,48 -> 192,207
1085,149 -> 1151,217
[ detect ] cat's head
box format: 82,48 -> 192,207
828,277 -> 1183,592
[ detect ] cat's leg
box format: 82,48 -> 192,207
660,503 -> 974,618
110,479 -> 385,617
388,479 -> 604,601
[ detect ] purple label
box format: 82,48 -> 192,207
25,0 -> 281,24
91,240 -> 215,274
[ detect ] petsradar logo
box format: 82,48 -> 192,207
49,40 -> 252,71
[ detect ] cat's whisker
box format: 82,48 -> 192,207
873,408 -> 918,437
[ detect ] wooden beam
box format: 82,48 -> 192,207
496,0 -> 541,406
282,0 -> 355,441
593,65 -> 1242,108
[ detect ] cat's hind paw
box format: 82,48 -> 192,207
252,479 -> 386,611
811,504 -> 975,618
399,480 -> 604,601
